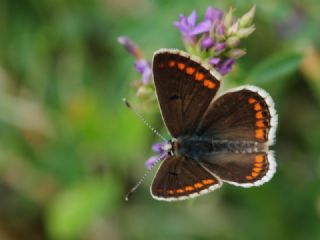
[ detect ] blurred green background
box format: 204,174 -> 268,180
0,0 -> 320,239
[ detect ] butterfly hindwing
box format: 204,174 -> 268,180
200,151 -> 276,187
151,156 -> 222,201
152,49 -> 221,137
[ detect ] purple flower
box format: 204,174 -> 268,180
190,20 -> 212,36
145,153 -> 167,170
205,7 -> 223,23
209,57 -> 220,65
145,156 -> 159,169
152,143 -> 163,153
117,36 -> 142,59
205,7 -> 224,34
118,36 -> 152,84
214,43 -> 226,54
215,58 -> 235,75
201,36 -> 215,49
174,10 -> 211,43
173,6 -> 256,77
145,142 -> 168,169
209,57 -> 235,75
134,59 -> 152,84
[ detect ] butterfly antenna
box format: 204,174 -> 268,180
125,153 -> 167,201
122,98 -> 168,142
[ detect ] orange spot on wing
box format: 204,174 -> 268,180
195,72 -> 204,81
256,120 -> 265,128
167,189 -> 174,194
254,162 -> 263,168
186,67 -> 195,75
185,186 -> 194,191
252,172 -> 259,177
254,103 -> 262,111
176,189 -> 184,193
202,179 -> 214,185
178,62 -> 186,70
255,129 -> 265,139
168,61 -> 176,67
203,79 -> 216,89
246,176 -> 253,180
255,155 -> 264,163
256,111 -> 264,119
248,98 -> 256,104
194,183 -> 203,188
253,167 -> 261,173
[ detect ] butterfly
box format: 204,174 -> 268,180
150,49 -> 278,201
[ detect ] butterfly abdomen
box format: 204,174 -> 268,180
175,136 -> 265,161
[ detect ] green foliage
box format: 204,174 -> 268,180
246,51 -> 303,84
47,176 -> 121,239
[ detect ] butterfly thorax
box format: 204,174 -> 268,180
172,136 -> 266,161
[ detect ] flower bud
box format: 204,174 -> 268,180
217,58 -> 235,75
226,36 -> 240,48
209,57 -> 221,66
237,26 -> 256,38
227,21 -> 239,36
223,7 -> 234,29
214,43 -> 226,54
239,5 -> 256,27
226,49 -> 246,59
214,33 -> 225,42
201,36 -> 215,49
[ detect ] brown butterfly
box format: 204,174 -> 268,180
150,49 -> 278,201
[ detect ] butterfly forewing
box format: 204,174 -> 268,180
153,49 -> 221,137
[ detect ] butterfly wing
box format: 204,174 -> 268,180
195,86 -> 278,186
199,151 -> 276,187
152,49 -> 221,137
196,85 -> 278,145
151,156 -> 222,201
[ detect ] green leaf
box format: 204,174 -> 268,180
245,51 -> 303,84
46,176 -> 121,240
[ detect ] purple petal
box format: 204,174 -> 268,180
174,16 -> 189,33
179,14 -> 187,22
205,7 -> 223,22
174,23 -> 196,43
134,59 -> 149,73
190,20 -> 212,36
142,68 -> 152,84
201,36 -> 215,49
217,58 -> 235,75
187,10 -> 197,27
214,43 -> 226,53
145,153 -> 167,169
117,36 -> 141,58
145,156 -> 159,169
209,57 -> 221,66
134,59 -> 152,84
152,143 -> 163,153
